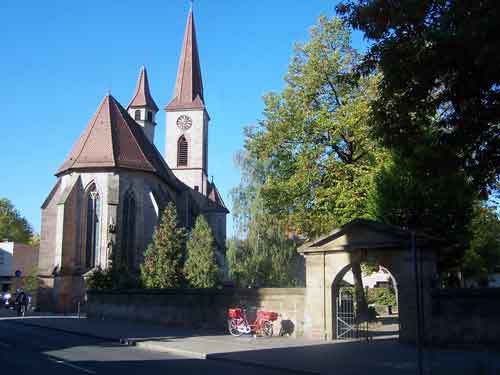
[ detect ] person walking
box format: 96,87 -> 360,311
15,289 -> 27,317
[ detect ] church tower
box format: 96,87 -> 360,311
165,8 -> 209,195
128,66 -> 158,143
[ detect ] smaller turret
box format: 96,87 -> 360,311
128,66 -> 158,143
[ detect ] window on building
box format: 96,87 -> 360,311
177,136 -> 188,167
194,185 -> 199,192
134,110 -> 141,120
84,185 -> 101,269
121,191 -> 136,269
147,111 -> 153,122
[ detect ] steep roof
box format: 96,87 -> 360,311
128,66 -> 159,111
166,8 -> 205,111
56,95 -> 178,187
207,181 -> 227,211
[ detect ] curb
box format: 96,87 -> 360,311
135,340 -> 320,375
12,320 -> 119,343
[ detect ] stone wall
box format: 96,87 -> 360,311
430,288 -> 500,347
87,288 -> 306,337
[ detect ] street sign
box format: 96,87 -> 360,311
14,270 -> 21,278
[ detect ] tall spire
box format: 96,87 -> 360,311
128,66 -> 158,111
166,8 -> 205,110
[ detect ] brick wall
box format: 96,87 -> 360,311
87,288 -> 306,337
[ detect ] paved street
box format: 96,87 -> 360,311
0,320 -> 287,375
1,309 -> 499,375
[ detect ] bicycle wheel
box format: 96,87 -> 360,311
262,320 -> 273,337
228,319 -> 243,337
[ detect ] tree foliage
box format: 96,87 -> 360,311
140,203 -> 185,288
337,0 -> 500,192
85,258 -> 142,290
368,152 -> 475,245
21,268 -> 38,294
184,215 -> 220,288
462,205 -> 500,285
367,287 -> 397,307
0,198 -> 33,243
230,145 -> 303,288
246,16 -> 388,238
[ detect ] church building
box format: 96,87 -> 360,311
37,8 -> 228,312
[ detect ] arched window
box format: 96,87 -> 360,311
121,191 -> 136,268
134,110 -> 141,120
84,185 -> 101,269
177,136 -> 188,167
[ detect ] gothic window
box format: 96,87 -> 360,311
134,110 -> 141,120
147,111 -> 153,122
121,191 -> 136,268
177,136 -> 188,167
84,185 -> 101,269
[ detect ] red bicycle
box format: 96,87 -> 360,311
227,307 -> 278,337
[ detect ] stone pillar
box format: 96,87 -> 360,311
303,253 -> 326,340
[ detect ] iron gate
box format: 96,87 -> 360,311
336,290 -> 357,339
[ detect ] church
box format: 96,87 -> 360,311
37,8 -> 228,312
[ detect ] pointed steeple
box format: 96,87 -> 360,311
166,8 -> 205,110
128,66 -> 159,111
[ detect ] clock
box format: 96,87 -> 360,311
176,115 -> 192,130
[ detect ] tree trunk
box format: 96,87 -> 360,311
351,261 -> 368,321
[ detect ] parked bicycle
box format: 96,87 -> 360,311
227,307 -> 278,337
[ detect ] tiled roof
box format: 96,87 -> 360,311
56,95 -> 178,187
206,181 -> 228,212
128,66 -> 159,111
166,8 -> 205,111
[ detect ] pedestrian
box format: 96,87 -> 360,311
15,288 -> 27,316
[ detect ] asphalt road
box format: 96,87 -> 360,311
0,320 -> 286,375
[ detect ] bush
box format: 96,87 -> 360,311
85,263 -> 142,290
85,266 -> 113,290
367,287 -> 397,306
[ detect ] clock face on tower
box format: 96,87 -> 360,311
176,115 -> 192,130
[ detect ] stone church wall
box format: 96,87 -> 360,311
87,288 -> 306,337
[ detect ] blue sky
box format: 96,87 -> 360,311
0,0 -> 365,237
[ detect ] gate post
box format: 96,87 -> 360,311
303,253 -> 327,340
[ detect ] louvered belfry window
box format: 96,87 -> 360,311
177,136 -> 188,167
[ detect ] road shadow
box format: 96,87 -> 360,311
1,317 -> 499,375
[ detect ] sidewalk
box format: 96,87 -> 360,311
3,312 -> 500,375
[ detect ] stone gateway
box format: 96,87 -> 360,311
37,8 -> 228,312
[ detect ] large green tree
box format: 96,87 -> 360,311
0,198 -> 33,243
184,215 -> 220,288
140,203 -> 185,288
337,0 -> 500,192
232,17 -> 387,314
247,16 -> 387,238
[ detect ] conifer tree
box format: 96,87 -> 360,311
184,215 -> 220,288
140,203 -> 185,288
